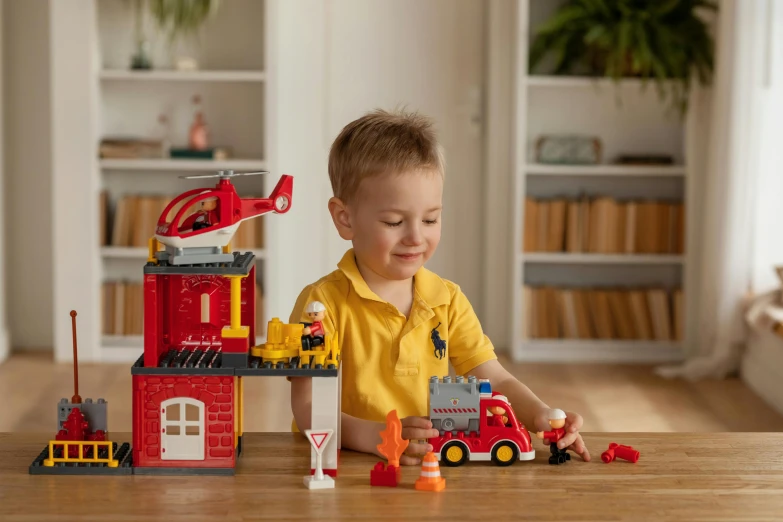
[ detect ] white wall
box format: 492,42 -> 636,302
51,1 -> 100,362
271,0 -> 492,339
482,0 -> 515,349
322,0 -> 487,321
4,0 -> 53,351
751,0 -> 783,294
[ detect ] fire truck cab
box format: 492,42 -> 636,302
427,376 -> 535,467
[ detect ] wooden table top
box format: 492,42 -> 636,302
2,432 -> 783,521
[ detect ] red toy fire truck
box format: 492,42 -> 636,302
427,376 -> 535,466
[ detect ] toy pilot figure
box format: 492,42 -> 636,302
536,408 -> 571,465
191,197 -> 219,230
302,301 -> 326,348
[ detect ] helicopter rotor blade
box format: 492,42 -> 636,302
232,170 -> 269,177
179,170 -> 269,180
179,173 -> 223,179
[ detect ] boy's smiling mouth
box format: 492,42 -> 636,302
394,252 -> 423,261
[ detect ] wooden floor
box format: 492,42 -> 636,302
3,351 -> 783,433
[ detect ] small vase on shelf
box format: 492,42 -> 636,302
188,95 -> 209,151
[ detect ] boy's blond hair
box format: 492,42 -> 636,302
328,109 -> 445,203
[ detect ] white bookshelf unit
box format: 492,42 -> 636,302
511,0 -> 694,363
93,0 -> 270,361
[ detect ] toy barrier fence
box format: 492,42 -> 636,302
43,440 -> 119,467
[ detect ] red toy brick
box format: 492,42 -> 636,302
370,462 -> 401,487
601,443 -> 640,463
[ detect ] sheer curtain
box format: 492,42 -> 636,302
657,0 -> 769,380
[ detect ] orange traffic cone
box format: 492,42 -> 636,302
415,452 -> 446,491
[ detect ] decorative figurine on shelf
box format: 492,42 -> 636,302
302,301 -> 326,349
176,57 -> 199,71
154,113 -> 171,158
129,0 -> 152,70
188,94 -> 209,151
536,408 -> 571,465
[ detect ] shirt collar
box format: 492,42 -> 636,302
337,249 -> 451,309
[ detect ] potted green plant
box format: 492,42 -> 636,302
148,0 -> 221,45
528,0 -> 717,114
129,0 -> 221,70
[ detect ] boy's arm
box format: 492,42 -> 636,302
291,377 -> 438,464
287,288 -> 383,456
445,286 -> 590,460
289,376 -> 384,457
470,359 -> 591,461
445,286 -> 545,427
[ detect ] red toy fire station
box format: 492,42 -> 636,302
30,171 -> 342,477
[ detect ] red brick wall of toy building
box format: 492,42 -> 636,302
144,266 -> 256,366
132,373 -> 236,468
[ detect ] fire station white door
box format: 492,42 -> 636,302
161,398 -> 205,460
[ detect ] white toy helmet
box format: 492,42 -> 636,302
548,408 -> 566,420
306,301 -> 326,313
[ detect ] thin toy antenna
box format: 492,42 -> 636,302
70,310 -> 82,404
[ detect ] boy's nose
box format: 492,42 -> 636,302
403,224 -> 424,246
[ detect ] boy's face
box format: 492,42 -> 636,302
335,169 -> 443,282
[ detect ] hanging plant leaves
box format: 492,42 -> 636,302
528,0 -> 717,115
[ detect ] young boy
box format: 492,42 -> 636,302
289,109 -> 590,465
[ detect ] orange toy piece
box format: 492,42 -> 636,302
370,410 -> 409,487
377,410 -> 408,467
415,452 -> 446,492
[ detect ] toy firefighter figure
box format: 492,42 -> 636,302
302,301 -> 326,347
192,197 -> 219,230
487,394 -> 509,427
536,408 -> 571,465
179,197 -> 219,232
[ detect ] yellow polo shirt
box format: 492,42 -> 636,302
289,249 -> 497,423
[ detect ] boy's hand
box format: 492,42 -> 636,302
533,407 -> 591,462
399,416 -> 440,466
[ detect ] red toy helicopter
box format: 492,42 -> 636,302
154,170 -> 292,263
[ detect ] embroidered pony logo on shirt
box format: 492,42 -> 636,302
431,322 -> 446,360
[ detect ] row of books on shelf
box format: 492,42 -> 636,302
523,196 -> 684,254
523,286 -> 683,341
99,138 -> 232,161
101,281 -> 266,336
99,192 -> 264,249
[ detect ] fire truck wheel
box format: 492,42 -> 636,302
491,442 -> 518,466
441,442 -> 468,467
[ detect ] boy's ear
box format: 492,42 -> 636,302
328,197 -> 354,241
